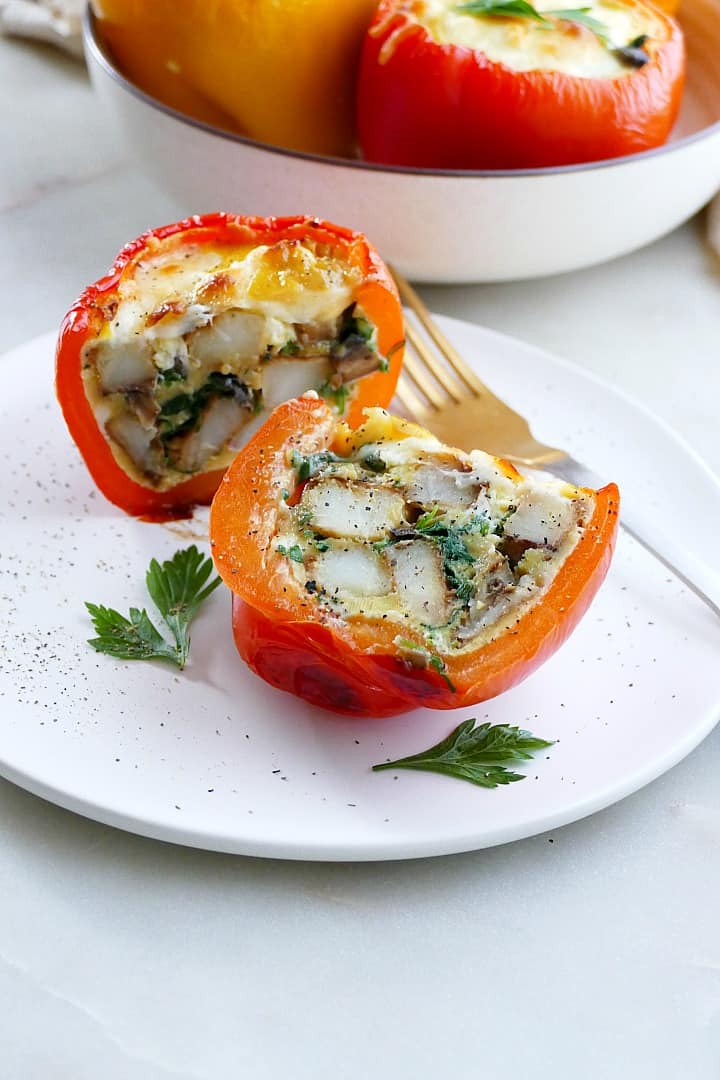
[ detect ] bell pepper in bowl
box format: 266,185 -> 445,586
358,0 -> 685,169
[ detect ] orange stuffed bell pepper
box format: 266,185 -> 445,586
210,397 -> 620,718
357,0 -> 685,169
56,214 -> 404,519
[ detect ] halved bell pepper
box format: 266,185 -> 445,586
56,214 -> 404,519
210,397 -> 620,718
357,0 -> 685,169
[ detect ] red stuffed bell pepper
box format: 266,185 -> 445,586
210,397 -> 620,718
357,0 -> 685,169
56,214 -> 404,518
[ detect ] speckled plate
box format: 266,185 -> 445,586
1,323 -> 719,861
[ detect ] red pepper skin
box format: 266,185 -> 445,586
357,0 -> 685,169
55,213 -> 404,519
211,397 -> 620,719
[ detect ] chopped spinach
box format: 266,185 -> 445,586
360,452 -> 387,474
318,380 -> 351,415
277,543 -> 304,563
158,372 -> 254,440
289,449 -> 345,483
157,367 -> 185,386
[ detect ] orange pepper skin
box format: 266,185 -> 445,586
91,0 -> 379,157
357,0 -> 685,169
210,397 -> 620,718
55,214 -> 404,520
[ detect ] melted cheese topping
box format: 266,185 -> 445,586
81,237 -> 381,491
107,238 -> 360,342
274,410 -> 593,655
416,0 -> 664,79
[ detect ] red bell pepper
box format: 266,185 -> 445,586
357,0 -> 685,169
56,213 -> 404,519
210,396 -> 620,718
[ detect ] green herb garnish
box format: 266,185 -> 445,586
277,543 -> 305,563
86,546 -> 221,669
360,451 -> 387,474
457,0 -> 614,49
373,719 -> 554,788
290,449 -> 345,482
403,509 -> 478,602
280,339 -> 301,356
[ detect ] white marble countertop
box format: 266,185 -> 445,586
2,35 -> 719,1080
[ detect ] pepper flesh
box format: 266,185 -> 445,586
357,0 -> 685,169
55,214 -> 404,519
210,397 -> 620,718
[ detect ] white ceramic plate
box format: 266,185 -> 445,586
83,2 -> 720,282
1,322 -> 719,860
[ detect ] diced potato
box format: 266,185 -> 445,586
106,413 -> 162,474
261,357 -> 330,410
387,540 -> 450,627
504,486 -> 576,548
188,310 -> 265,368
94,340 -> 155,393
302,480 -> 404,541
311,544 -> 391,597
170,397 -> 249,473
404,464 -> 482,509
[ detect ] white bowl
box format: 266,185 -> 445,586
83,3 -> 720,283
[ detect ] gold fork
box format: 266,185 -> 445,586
391,269 -> 720,620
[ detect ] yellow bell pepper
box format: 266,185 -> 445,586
92,0 -> 379,157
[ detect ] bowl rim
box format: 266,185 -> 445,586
84,3 -> 720,180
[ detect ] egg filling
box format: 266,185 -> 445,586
81,237 -> 391,491
274,411 -> 594,655
406,0 -> 666,79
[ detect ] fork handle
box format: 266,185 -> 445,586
618,513 -> 720,619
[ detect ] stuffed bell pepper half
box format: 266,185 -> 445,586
56,214 -> 404,517
210,397 -> 620,718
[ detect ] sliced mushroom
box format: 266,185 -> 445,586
125,389 -> 160,430
311,544 -> 391,598
330,346 -> 379,384
93,340 -> 155,394
167,397 -> 250,474
302,480 -> 404,541
387,540 -> 450,627
457,561 -> 515,639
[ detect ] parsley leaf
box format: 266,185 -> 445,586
85,604 -> 180,664
457,0 -> 547,20
145,546 -> 222,667
373,719 -> 554,788
457,0 -> 613,48
86,546 -> 221,669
